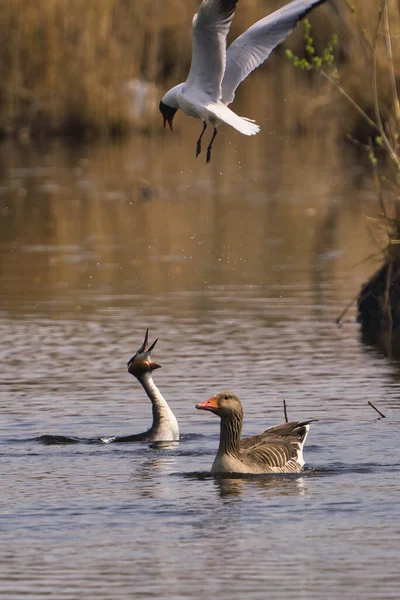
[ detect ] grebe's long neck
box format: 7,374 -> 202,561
138,372 -> 179,441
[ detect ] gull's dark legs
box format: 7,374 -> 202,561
206,127 -> 218,164
196,121 -> 207,158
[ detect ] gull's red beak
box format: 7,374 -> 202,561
163,117 -> 173,132
196,395 -> 218,413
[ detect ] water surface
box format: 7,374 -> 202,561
0,135 -> 399,599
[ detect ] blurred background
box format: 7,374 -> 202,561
1,0 -> 399,315
0,0 -> 398,140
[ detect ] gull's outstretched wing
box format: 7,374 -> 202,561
221,0 -> 327,105
185,0 -> 238,101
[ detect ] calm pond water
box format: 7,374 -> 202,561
1,133 -> 399,600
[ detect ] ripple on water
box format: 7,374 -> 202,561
1,139 -> 400,599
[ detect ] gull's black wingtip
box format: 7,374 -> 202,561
217,0 -> 238,20
300,0 -> 329,21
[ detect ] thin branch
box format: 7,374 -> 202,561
335,291 -> 359,324
379,175 -> 400,196
366,223 -> 386,253
283,399 -> 288,423
383,1 -> 400,128
346,134 -> 371,150
371,2 -> 400,171
383,259 -> 393,359
320,70 -> 377,130
368,137 -> 387,217
349,250 -> 385,270
367,400 -> 386,418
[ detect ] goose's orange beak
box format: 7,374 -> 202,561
196,395 -> 218,412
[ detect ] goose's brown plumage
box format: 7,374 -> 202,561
196,391 -> 315,474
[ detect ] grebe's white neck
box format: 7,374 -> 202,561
138,371 -> 179,441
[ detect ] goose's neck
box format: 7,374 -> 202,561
218,411 -> 242,458
138,372 -> 179,440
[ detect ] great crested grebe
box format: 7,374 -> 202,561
115,330 -> 179,442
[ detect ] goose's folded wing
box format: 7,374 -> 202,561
185,0 -> 238,101
241,420 -> 316,449
244,440 -> 295,469
221,0 -> 327,105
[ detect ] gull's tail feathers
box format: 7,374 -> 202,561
206,103 -> 260,136
241,116 -> 257,123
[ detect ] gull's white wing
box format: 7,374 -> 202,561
221,0 -> 327,105
185,0 -> 238,101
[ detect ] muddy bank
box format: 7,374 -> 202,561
357,254 -> 400,358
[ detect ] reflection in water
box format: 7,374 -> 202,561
0,134 -> 378,318
149,441 -> 180,450
213,474 -> 309,498
35,434 -> 84,444
1,136 -> 399,600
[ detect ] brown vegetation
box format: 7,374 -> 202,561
0,0 -> 398,138
357,254 -> 400,358
345,0 -> 400,359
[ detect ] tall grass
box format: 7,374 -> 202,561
0,0 -> 398,137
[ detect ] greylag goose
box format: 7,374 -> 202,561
115,330 -> 179,442
196,392 -> 314,474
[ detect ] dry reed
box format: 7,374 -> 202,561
0,0 -> 398,138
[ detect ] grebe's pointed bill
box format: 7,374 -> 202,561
139,328 -> 150,354
159,101 -> 177,132
127,329 -> 158,368
148,337 -> 158,352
